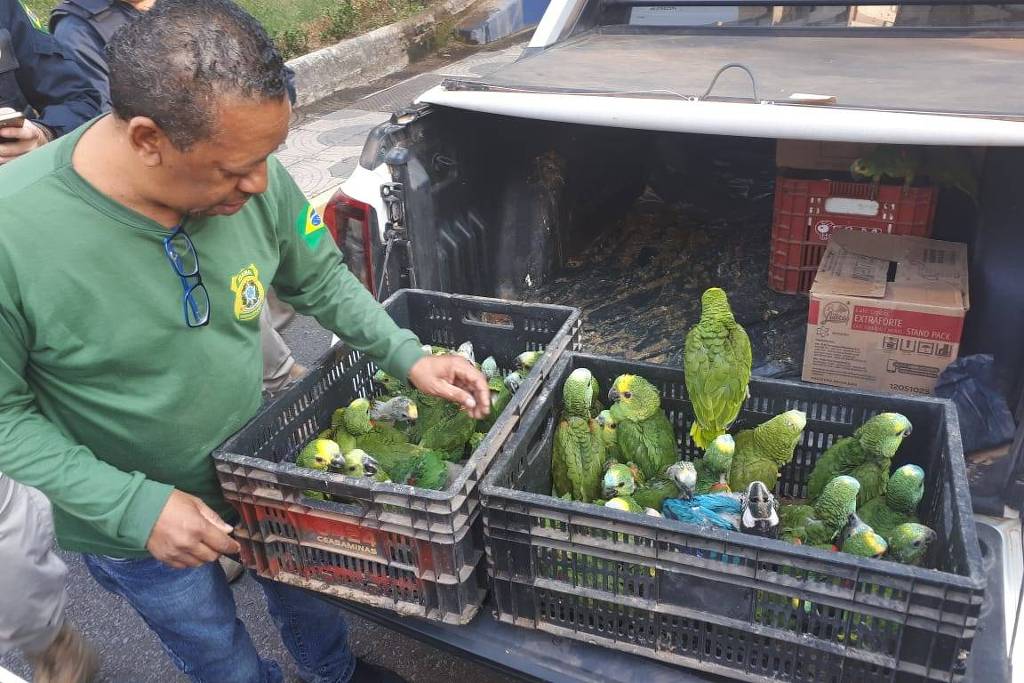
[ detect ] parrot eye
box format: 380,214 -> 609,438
623,391 -> 632,399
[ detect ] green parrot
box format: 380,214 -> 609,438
477,358 -> 511,433
695,434 -> 736,494
295,438 -> 342,500
596,410 -> 622,462
886,523 -> 937,566
504,370 -> 524,394
456,341 -> 476,366
602,461 -> 678,511
922,147 -> 979,202
551,368 -> 606,502
328,448 -> 391,483
605,496 -> 644,514
728,409 -> 806,493
806,413 -> 913,508
780,475 -> 860,546
418,397 -> 477,461
608,374 -> 678,480
601,461 -> 638,499
684,287 -> 752,450
838,513 -> 889,558
516,351 -> 544,375
337,397 -> 449,490
857,464 -> 925,542
850,146 -> 924,189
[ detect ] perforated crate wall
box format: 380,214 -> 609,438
480,353 -> 985,682
212,289 -> 580,622
769,177 -> 937,294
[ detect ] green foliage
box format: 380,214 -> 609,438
26,0 -> 436,59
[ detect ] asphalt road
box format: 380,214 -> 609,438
1,314 -> 517,683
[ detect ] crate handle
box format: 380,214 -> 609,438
823,196 -> 880,218
460,311 -> 514,330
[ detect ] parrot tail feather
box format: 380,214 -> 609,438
690,422 -> 723,451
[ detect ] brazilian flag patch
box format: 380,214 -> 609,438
295,204 -> 326,250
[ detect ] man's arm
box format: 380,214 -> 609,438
0,303 -> 172,549
5,0 -> 100,137
0,297 -> 240,564
268,159 -> 425,382
267,158 -> 490,415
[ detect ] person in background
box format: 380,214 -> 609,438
0,4 -> 101,682
0,0 -> 100,163
0,2 -> 489,682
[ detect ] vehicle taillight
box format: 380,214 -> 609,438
324,190 -> 376,297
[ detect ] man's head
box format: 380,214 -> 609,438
106,0 -> 290,217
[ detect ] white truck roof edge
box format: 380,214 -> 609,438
417,86 -> 1024,146
528,0 -> 582,48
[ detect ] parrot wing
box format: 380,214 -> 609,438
805,437 -> 860,501
684,326 -> 751,449
850,461 -> 890,508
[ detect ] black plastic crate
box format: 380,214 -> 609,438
480,353 -> 985,681
212,289 -> 580,623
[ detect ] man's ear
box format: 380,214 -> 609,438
126,116 -> 171,167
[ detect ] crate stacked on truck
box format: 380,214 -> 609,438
770,141 -> 939,294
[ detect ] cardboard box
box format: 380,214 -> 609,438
776,140 -> 877,172
802,231 -> 969,396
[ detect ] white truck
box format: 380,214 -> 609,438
325,1 -> 1023,678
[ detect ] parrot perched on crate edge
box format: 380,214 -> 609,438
780,475 -> 861,546
661,462 -> 742,532
608,374 -> 678,480
806,412 -> 913,508
684,287 -> 752,450
728,409 -> 807,493
695,434 -> 736,494
551,368 -> 606,503
857,464 -> 925,543
886,523 -> 937,566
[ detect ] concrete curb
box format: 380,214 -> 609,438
287,0 -> 479,108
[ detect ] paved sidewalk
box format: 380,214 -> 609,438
282,43 -> 524,206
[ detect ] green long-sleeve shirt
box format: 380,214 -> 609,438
0,119 -> 425,557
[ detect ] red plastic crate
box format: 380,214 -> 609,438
231,492 -> 485,623
769,177 -> 937,294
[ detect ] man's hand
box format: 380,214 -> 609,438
146,490 -> 241,568
0,120 -> 50,164
407,354 -> 491,420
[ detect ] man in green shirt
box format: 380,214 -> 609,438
0,1 -> 488,681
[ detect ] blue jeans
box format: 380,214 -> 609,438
83,554 -> 355,683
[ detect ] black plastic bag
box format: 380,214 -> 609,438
934,354 -> 1016,453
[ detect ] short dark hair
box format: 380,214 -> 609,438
106,0 -> 288,149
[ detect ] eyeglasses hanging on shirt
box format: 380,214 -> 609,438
163,223 -> 211,328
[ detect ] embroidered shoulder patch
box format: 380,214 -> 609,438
295,205 -> 326,249
230,264 -> 265,322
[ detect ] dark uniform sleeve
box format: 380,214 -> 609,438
3,0 -> 100,137
50,13 -> 111,111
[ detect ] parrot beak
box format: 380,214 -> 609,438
608,387 -> 621,402
362,454 -> 381,477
